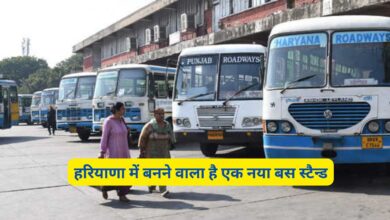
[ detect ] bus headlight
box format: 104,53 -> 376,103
368,121 -> 380,133
242,117 -> 261,127
174,118 -> 191,127
97,102 -> 105,108
183,118 -> 191,127
131,115 -> 141,121
281,121 -> 292,133
385,121 -> 390,132
267,121 -> 278,133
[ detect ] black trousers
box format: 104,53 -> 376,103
48,123 -> 56,135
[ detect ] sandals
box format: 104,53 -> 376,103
102,190 -> 108,200
119,195 -> 130,202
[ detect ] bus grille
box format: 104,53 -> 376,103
66,108 -> 81,120
197,106 -> 236,128
288,102 -> 370,131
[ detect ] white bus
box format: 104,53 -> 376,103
57,72 -> 97,141
92,64 -> 176,141
31,91 -> 42,124
18,94 -> 33,125
40,88 -> 59,127
173,44 -> 266,156
264,16 -> 390,163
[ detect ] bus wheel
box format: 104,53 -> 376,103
78,130 -> 91,142
200,143 -> 218,157
27,121 -> 33,125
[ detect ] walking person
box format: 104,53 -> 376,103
138,108 -> 175,198
47,105 -> 56,135
99,102 -> 131,202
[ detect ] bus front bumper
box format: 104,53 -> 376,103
57,121 -> 93,133
175,129 -> 263,146
264,134 -> 390,164
93,122 -> 145,137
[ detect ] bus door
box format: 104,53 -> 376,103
2,88 -> 11,128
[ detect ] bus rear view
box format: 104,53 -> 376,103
173,44 -> 266,157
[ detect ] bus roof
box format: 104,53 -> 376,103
33,91 -> 42,95
42,87 -> 59,92
62,72 -> 97,79
100,64 -> 176,73
0,79 -> 17,86
180,44 -> 266,57
18,94 -> 33,97
270,16 -> 390,37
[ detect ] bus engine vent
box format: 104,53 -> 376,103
288,102 -> 370,131
197,106 -> 236,128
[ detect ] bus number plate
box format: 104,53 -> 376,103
208,130 -> 223,140
362,136 -> 383,149
69,127 -> 77,133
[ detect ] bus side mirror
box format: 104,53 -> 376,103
148,99 -> 156,113
148,72 -> 155,99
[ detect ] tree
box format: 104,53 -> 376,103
2,53 -> 84,94
0,56 -> 49,86
51,54 -> 83,85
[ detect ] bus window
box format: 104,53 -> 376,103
267,33 -> 327,89
76,77 -> 96,100
168,74 -> 174,99
175,55 -> 218,101
59,78 -> 77,100
331,31 -> 390,86
153,73 -> 167,98
218,54 -> 263,100
9,86 -> 18,103
116,69 -> 146,97
95,71 -> 118,98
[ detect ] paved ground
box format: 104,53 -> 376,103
1,125 -> 390,220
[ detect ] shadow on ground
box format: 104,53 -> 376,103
296,164 -> 390,196
0,136 -> 49,145
100,199 -> 209,210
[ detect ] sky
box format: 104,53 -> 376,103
0,0 -> 154,67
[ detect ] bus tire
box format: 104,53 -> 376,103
200,143 -> 218,157
78,130 -> 91,142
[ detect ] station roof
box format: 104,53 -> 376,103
73,0 -> 178,53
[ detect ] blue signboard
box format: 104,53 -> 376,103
271,33 -> 327,49
333,31 -> 390,44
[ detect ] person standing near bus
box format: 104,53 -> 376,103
47,105 -> 56,135
138,108 -> 175,198
98,102 -> 131,202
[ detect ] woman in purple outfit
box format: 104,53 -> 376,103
98,102 -> 131,202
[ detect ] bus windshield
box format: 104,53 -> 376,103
59,78 -> 77,100
266,33 -> 327,90
94,71 -> 118,98
331,31 -> 390,87
32,95 -> 41,106
42,91 -> 57,105
175,55 -> 218,101
20,96 -> 32,107
218,54 -> 263,100
75,76 -> 96,100
116,69 -> 146,97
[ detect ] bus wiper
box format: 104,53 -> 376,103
177,92 -> 214,105
280,74 -> 317,94
223,83 -> 259,106
65,90 -> 74,99
105,91 -> 115,96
